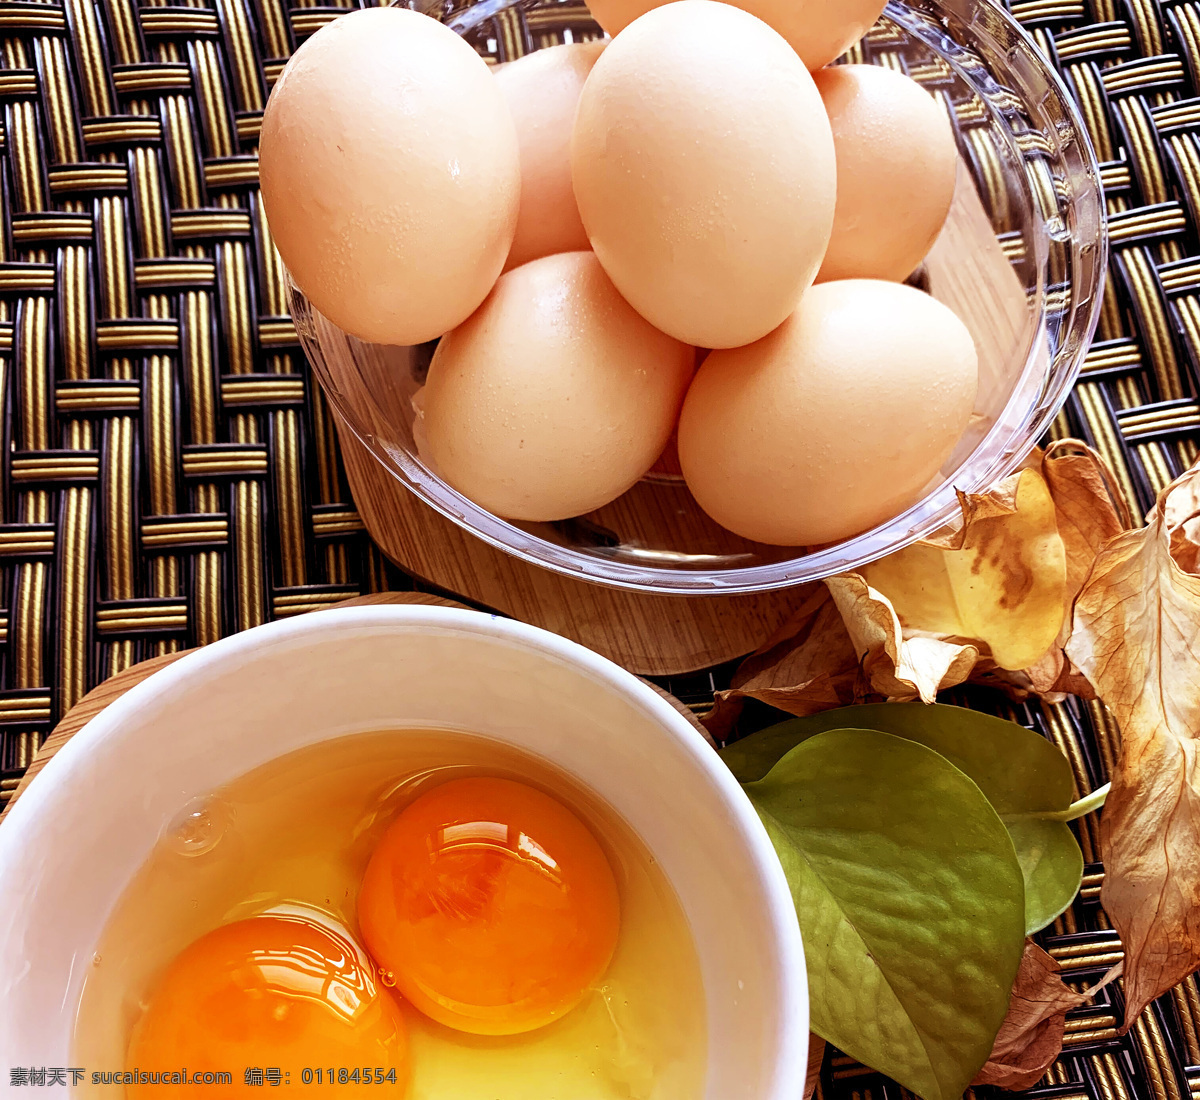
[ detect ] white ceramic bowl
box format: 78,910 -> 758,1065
0,605 -> 806,1099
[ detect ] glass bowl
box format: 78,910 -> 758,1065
291,0 -> 1106,595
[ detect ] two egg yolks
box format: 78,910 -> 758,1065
126,778 -> 622,1087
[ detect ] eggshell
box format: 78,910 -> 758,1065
584,0 -> 885,69
815,64 -> 958,283
677,280 -> 978,546
421,252 -> 694,522
495,41 -> 605,271
571,0 -> 835,349
260,7 -> 521,346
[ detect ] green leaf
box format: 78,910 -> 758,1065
722,703 -> 1084,934
747,728 -> 1026,1100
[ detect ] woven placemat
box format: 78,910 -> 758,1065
0,0 -> 1189,1094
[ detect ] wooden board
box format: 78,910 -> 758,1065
0,593 -> 466,822
339,431 -> 811,677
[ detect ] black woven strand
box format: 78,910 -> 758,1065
0,0 -> 1191,1094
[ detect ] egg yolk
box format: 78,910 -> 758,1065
358,776 -> 621,1035
126,912 -> 409,1097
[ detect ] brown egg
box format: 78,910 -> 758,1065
677,280 -> 978,546
584,0 -> 885,69
495,41 -> 605,271
420,252 -> 694,522
571,0 -> 835,349
815,65 -> 957,284
260,7 -> 520,346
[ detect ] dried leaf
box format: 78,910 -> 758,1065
1022,645 -> 1094,700
1067,461 -> 1200,1027
966,664 -> 1041,701
972,942 -> 1120,1090
947,468 -> 1067,670
704,585 -> 865,738
1027,442 -> 1129,694
1164,466 -> 1200,573
805,1035 -> 825,1100
1042,440 -> 1130,590
972,943 -> 1082,1089
825,574 -> 979,701
705,440 -> 1125,740
922,465 -> 1028,552
862,468 -> 1067,671
858,541 -> 963,635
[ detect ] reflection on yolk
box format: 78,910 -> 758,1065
358,776 -> 621,1036
126,912 -> 409,1096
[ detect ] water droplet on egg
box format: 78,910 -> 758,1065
165,797 -> 230,857
378,968 -> 397,988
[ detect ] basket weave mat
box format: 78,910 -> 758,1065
0,0 -> 1192,1094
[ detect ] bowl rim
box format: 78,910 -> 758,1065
0,604 -> 810,1096
296,0 -> 1108,596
